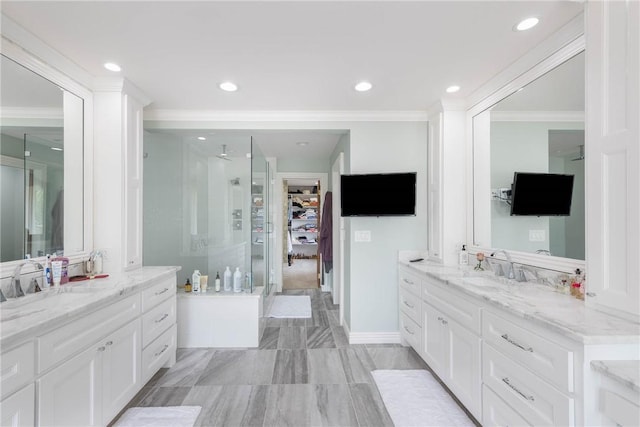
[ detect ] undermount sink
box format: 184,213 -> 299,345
0,291 -> 92,322
461,275 -> 513,287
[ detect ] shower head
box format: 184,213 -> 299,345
571,145 -> 584,161
217,144 -> 232,161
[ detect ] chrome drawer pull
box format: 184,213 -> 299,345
155,344 -> 169,357
403,300 -> 415,309
97,346 -> 106,352
402,278 -> 415,285
502,377 -> 535,401
441,319 -> 448,325
155,288 -> 169,296
105,341 -> 113,346
501,334 -> 533,352
403,326 -> 415,335
155,313 -> 169,323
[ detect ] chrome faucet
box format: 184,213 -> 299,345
9,260 -> 44,298
490,249 -> 515,280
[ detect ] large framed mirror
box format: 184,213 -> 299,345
470,40 -> 585,272
1,53 -> 85,262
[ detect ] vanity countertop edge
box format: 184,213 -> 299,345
0,266 -> 180,350
398,255 -> 640,345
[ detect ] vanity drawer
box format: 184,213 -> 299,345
398,267 -> 422,298
483,309 -> 574,393
142,324 -> 176,384
399,286 -> 421,324
422,279 -> 481,334
38,294 -> 141,373
0,341 -> 35,400
400,311 -> 421,352
482,384 -> 531,427
142,275 -> 176,312
600,387 -> 640,427
483,342 -> 574,426
142,297 -> 176,347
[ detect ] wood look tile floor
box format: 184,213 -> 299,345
111,289 -> 472,427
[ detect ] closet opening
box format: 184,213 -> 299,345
283,178 -> 321,290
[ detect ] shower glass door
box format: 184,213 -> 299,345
250,137 -> 270,295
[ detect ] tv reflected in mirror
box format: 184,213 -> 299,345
510,172 -> 574,216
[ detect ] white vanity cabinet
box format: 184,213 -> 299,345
37,301 -> 142,427
420,281 -> 482,419
398,266 -> 423,353
1,384 -> 35,427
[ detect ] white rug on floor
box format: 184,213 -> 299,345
372,370 -> 475,427
113,406 -> 201,427
267,295 -> 312,318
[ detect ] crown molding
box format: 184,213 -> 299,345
1,14 -> 93,98
144,109 -> 428,122
490,110 -> 584,122
93,78 -> 152,106
466,12 -> 585,114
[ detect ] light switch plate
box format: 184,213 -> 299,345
529,229 -> 546,242
354,230 -> 371,242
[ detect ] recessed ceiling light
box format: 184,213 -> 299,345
296,142 -> 309,147
515,17 -> 539,31
104,62 -> 121,72
197,136 -> 206,141
354,81 -> 373,92
51,147 -> 63,151
219,81 -> 238,92
446,85 -> 460,93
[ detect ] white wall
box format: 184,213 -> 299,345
145,119 -> 428,334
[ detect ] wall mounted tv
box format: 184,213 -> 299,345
510,172 -> 574,216
340,172 -> 416,217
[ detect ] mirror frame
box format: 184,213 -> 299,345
0,30 -> 93,274
465,34 -> 586,274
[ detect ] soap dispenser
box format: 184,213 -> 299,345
459,245 -> 469,266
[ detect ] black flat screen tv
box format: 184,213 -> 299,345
340,172 -> 416,217
510,172 -> 574,216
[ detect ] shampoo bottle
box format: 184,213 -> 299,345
459,245 -> 468,266
224,266 -> 232,292
233,267 -> 242,293
192,270 -> 201,293
215,272 -> 221,292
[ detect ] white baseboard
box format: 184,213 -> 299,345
348,331 -> 402,345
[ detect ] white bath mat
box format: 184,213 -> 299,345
267,295 -> 312,318
372,370 -> 474,427
114,406 -> 201,427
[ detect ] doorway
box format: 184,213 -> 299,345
283,178 -> 321,290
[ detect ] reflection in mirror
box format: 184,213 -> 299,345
473,51 -> 585,260
0,55 -> 84,261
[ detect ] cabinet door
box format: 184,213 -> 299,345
123,93 -> 143,270
102,320 -> 141,425
1,383 -> 35,427
421,302 -> 446,376
38,345 -> 103,426
446,318 -> 481,419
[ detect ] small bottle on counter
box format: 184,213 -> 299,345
233,267 -> 242,293
215,272 -> 221,292
184,278 -> 192,293
459,245 -> 468,266
192,270 -> 201,293
224,266 -> 232,292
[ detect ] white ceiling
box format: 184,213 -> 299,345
0,1 -> 584,112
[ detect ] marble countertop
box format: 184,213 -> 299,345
399,253 -> 640,345
591,360 -> 640,392
0,266 -> 179,350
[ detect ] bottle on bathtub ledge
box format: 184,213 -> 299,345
192,270 -> 201,293
233,267 -> 242,293
224,266 -> 232,292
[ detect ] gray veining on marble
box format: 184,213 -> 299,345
327,309 -> 340,327
0,266 -> 179,349
368,346 -> 428,370
258,327 -> 279,350
278,326 -> 307,349
349,383 -> 394,427
272,349 -> 308,384
215,385 -> 269,427
307,326 -> 336,348
331,324 -> 350,348
307,349 -> 348,384
138,386 -> 190,407
591,360 -> 640,392
264,384 -> 312,427
155,348 -> 214,387
181,385 -> 227,426
307,309 -> 330,327
310,384 -> 359,427
339,347 -> 377,384
399,256 -> 640,344
197,350 -> 277,385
